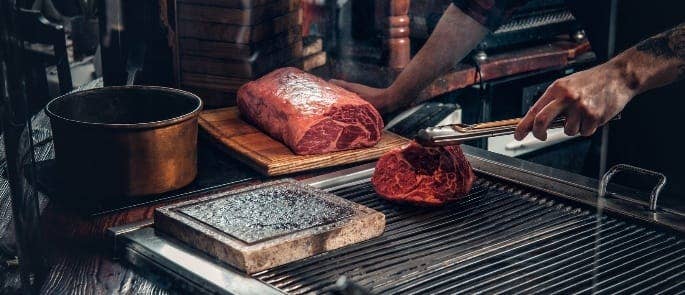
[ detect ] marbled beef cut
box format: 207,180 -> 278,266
237,67 -> 384,155
372,141 -> 475,206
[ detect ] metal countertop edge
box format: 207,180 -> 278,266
114,228 -> 286,295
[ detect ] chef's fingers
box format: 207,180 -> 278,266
580,116 -> 599,137
514,114 -> 535,141
532,99 -> 568,141
564,108 -> 582,136
514,85 -> 561,140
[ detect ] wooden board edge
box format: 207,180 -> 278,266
198,116 -> 272,175
266,134 -> 408,176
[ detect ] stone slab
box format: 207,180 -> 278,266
154,179 -> 386,273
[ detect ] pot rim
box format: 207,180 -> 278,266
45,85 -> 204,130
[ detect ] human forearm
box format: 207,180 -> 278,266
514,22 -> 685,141
609,23 -> 685,96
330,0 -> 533,114
387,4 -> 488,107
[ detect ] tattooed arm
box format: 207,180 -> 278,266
329,0 -> 531,114
514,23 -> 685,141
631,24 -> 685,87
330,4 -> 489,114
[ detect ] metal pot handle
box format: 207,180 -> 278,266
599,164 -> 667,211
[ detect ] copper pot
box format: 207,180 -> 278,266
46,86 -> 203,198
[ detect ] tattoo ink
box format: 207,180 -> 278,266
636,23 -> 685,59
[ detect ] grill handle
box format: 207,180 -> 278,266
599,164 -> 667,211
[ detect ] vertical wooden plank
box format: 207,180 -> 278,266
382,0 -> 410,70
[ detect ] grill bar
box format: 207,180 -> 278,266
579,246 -> 685,294
508,238 -> 680,294
279,193 -> 551,292
494,226 -> 661,293
255,175 -> 685,294
385,217 -> 611,294
649,272 -> 685,295
613,259 -> 685,294
355,210 -> 577,292
257,183 -> 498,277
530,237 -> 677,294
423,221 -> 632,294
562,241 -> 682,293
257,192 -> 498,279
262,189 -> 525,290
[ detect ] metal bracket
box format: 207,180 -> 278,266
599,164 -> 667,211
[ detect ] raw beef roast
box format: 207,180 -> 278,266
372,141 -> 475,206
237,67 -> 384,155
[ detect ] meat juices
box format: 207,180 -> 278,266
237,67 -> 384,155
372,141 -> 475,206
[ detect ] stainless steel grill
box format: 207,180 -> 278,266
254,177 -> 685,294
111,146 -> 685,294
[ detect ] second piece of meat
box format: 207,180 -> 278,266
372,141 -> 475,206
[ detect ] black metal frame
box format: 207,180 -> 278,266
0,1 -> 49,293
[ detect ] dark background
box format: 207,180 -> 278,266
608,0 -> 685,203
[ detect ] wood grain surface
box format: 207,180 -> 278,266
199,107 -> 410,176
182,73 -> 250,91
475,41 -> 588,80
416,40 -> 592,102
178,0 -> 273,9
179,26 -> 302,60
178,0 -> 300,26
181,41 -> 303,79
183,86 -> 238,108
178,10 -> 302,44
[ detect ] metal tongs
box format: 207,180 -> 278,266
416,116 -> 619,146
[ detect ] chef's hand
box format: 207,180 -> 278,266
329,80 -> 405,114
514,63 -> 636,141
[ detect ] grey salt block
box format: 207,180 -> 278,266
155,179 -> 386,273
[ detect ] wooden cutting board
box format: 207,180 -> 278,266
199,107 -> 410,176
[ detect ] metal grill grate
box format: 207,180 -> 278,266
494,10 -> 575,34
254,178 -> 685,294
